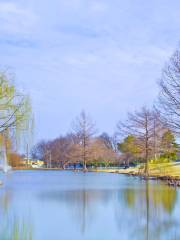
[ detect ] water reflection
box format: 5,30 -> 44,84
0,218 -> 33,240
38,180 -> 179,240
122,181 -> 177,213
0,171 -> 179,240
39,189 -> 114,233
121,181 -> 179,240
0,190 -> 11,213
0,190 -> 33,240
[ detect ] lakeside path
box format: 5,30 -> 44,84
93,162 -> 180,183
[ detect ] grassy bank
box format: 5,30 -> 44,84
94,162 -> 180,180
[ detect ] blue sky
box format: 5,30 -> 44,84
0,0 -> 180,142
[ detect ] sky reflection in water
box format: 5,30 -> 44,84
0,171 -> 179,240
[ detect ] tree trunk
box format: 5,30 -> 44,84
144,116 -> 149,177
83,136 -> 88,172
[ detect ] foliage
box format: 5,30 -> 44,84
160,130 -> 178,161
118,135 -> 140,156
8,153 -> 24,167
31,134 -> 119,169
0,71 -> 33,166
0,72 -> 32,135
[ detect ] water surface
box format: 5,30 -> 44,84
0,170 -> 179,240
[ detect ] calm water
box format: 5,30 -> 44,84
0,171 -> 180,240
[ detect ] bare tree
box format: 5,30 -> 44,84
117,107 -> 168,175
50,134 -> 82,169
151,109 -> 167,160
89,137 -> 118,167
31,140 -> 50,163
158,49 -> 180,134
72,110 -> 97,171
49,137 -> 70,168
117,107 -> 155,176
99,132 -> 113,149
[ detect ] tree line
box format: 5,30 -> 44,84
117,108 -> 177,175
29,46 -> 180,172
31,111 -> 118,170
1,46 -> 180,173
117,46 -> 180,174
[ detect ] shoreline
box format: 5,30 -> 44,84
93,166 -> 180,187
3,164 -> 180,187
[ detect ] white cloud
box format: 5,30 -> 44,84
0,2 -> 37,34
89,1 -> 108,13
0,0 -> 179,141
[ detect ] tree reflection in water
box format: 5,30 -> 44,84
120,180 -> 179,240
0,190 -> 33,240
39,188 -> 113,233
0,172 -> 179,240
39,180 -> 179,240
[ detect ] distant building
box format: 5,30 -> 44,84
23,158 -> 45,168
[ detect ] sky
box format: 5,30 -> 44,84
0,0 -> 180,143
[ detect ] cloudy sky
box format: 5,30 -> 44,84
0,0 -> 180,142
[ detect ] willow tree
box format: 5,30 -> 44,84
0,71 -> 33,168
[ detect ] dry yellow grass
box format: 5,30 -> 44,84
94,162 -> 180,179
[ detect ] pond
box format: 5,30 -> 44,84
0,170 -> 179,240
